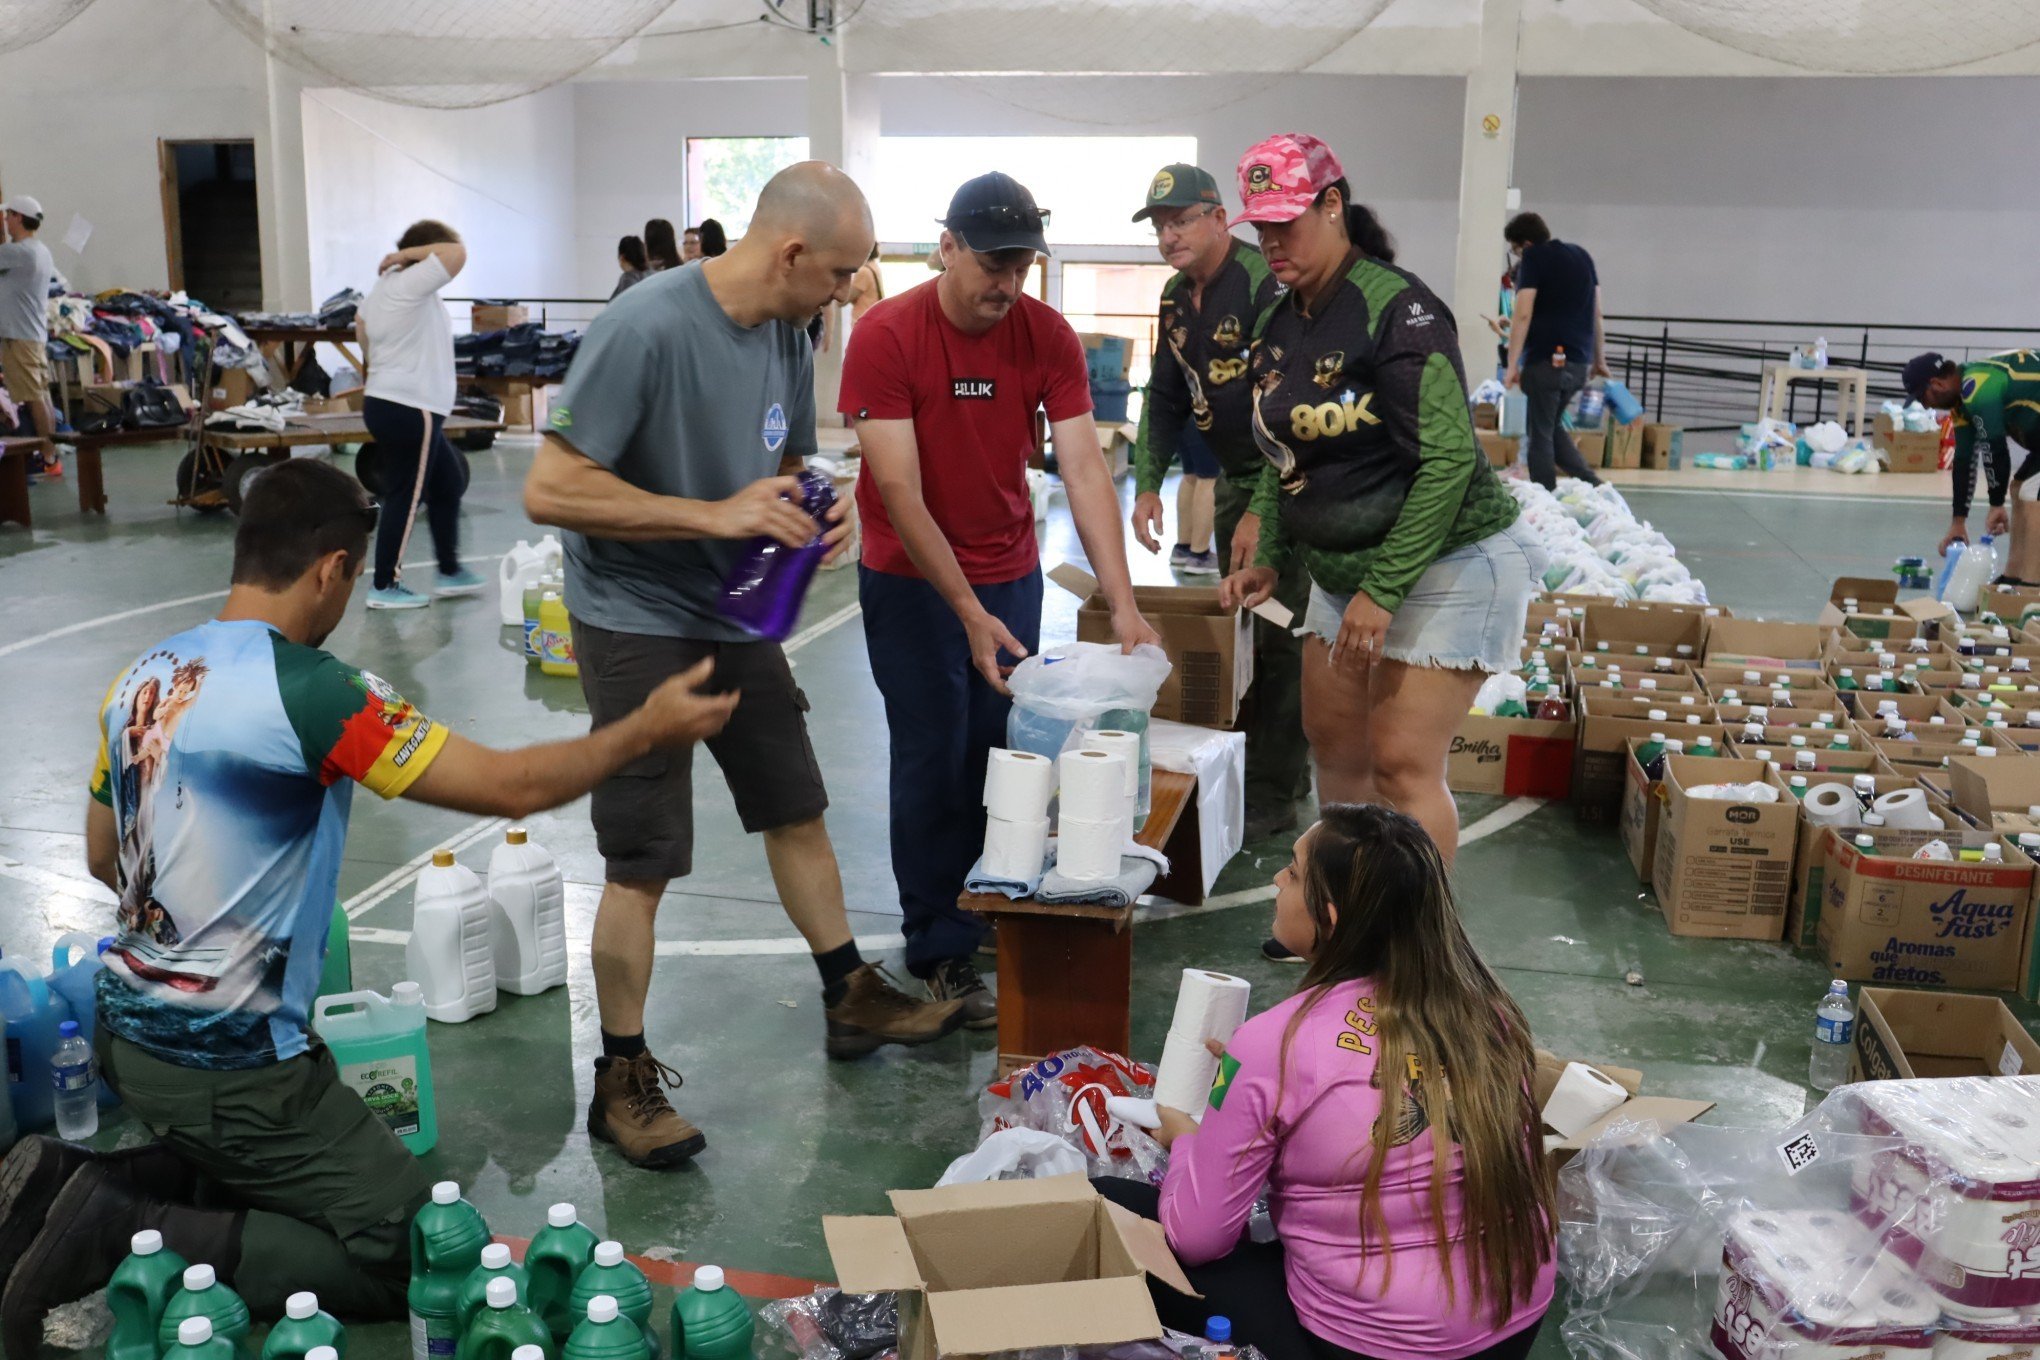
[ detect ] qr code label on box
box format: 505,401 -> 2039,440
1778,1132 -> 1821,1175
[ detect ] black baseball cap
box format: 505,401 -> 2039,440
1132,164 -> 1223,222
942,172 -> 1051,256
1902,352 -> 1950,402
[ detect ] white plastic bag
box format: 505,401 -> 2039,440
935,1127 -> 1089,1186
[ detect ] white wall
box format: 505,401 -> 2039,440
1513,76 -> 2040,328
0,0 -> 270,297
301,87 -> 579,312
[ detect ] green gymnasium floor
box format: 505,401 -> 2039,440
3,439 -> 2036,1359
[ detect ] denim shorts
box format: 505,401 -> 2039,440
1303,519 -> 1545,674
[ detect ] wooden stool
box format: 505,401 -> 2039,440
1759,362 -> 1868,437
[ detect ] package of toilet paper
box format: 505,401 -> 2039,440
1714,1208 -> 1940,1359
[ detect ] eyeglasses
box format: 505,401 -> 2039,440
1153,207 -> 1222,239
339,499 -> 380,534
951,204 -> 1051,232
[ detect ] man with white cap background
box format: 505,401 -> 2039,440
840,170 -> 1160,1026
0,196 -> 56,445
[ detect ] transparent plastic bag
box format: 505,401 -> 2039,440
1007,643 -> 1172,751
1558,1076 -> 2040,1360
978,1046 -> 1166,1183
758,1287 -> 897,1360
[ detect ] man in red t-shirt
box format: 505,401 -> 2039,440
840,171 -> 1158,1024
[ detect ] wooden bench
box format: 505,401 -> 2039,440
0,437 -> 53,529
963,767 -> 1199,1076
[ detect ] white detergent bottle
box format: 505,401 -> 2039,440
535,533 -> 564,576
1945,536 -> 1995,613
498,542 -> 548,627
406,850 -> 497,1023
487,828 -> 567,996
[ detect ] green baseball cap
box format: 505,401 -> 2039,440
1132,164 -> 1224,222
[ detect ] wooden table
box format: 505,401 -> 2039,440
0,437 -> 54,529
469,373 -> 560,432
964,768 -> 1196,1075
240,325 -> 363,387
67,426 -> 187,515
1759,363 -> 1868,436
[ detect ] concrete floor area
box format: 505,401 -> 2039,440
2,437 -> 2034,1359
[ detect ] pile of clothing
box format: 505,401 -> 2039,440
455,323 -> 580,381
44,288 -> 265,383
237,288 -> 364,333
204,389 -> 304,434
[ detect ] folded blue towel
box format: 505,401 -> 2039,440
1036,852 -> 1158,907
964,857 -> 1043,899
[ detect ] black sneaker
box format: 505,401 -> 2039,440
926,958 -> 998,1030
1261,938 -> 1306,964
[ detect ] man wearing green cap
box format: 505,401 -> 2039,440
1129,163 -> 1307,847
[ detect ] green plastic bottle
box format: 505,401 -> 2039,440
261,1294 -> 345,1360
563,1297 -> 647,1360
107,1229 -> 189,1360
318,902 -> 352,1001
569,1244 -> 655,1360
458,1245 -> 531,1336
1833,669 -> 1859,692
164,1319 -> 236,1360
409,1182 -> 492,1360
526,1205 -> 599,1344
158,1266 -> 251,1358
1688,736 -> 1720,758
669,1267 -> 753,1360
455,1279 -> 554,1360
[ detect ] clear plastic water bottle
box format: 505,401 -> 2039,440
1808,980 -> 1854,1092
52,1019 -> 98,1139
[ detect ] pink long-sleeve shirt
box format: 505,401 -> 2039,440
1159,979 -> 1555,1359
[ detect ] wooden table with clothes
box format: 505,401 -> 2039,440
239,325 -> 363,388
962,768 -> 1202,1075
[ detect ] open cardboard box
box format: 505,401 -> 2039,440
1051,563 -> 1291,729
1817,824 -> 2038,994
1702,618 -> 1830,669
1652,753 -> 1799,941
1850,987 -> 2040,1083
824,1175 -> 1196,1360
1532,1050 -> 1715,1165
1448,710 -> 1575,799
1776,768 -> 1929,950
1572,691 -> 1721,823
1580,604 -> 1708,655
1620,735 -> 1746,884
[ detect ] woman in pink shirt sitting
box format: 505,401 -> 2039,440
1096,804 -> 1555,1360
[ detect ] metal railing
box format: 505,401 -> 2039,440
1603,315 -> 2040,432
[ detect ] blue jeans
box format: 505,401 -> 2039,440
859,564 -> 1043,975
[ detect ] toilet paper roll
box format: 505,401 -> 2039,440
1080,731 -> 1141,798
1056,814 -> 1124,881
981,815 -> 1050,880
983,749 -> 1056,821
1059,748 -> 1128,823
1871,787 -> 1944,832
1802,782 -> 1863,828
1541,1061 -> 1631,1138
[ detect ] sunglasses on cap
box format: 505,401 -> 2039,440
951,204 -> 1052,231
336,499 -> 380,534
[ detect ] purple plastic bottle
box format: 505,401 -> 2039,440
718,471 -> 837,641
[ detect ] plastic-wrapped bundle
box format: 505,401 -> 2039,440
975,1046 -> 1165,1183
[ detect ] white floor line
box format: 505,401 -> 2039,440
1131,795 -> 1547,924
0,856 -> 115,904
0,552 -> 507,661
342,599 -> 866,928
1622,486 -> 1943,506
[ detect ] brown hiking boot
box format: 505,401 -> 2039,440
587,1053 -> 706,1169
824,963 -> 966,1059
926,958 -> 998,1030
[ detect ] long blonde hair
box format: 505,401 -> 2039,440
1270,804 -> 1553,1326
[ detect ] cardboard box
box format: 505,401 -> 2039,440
825,1175 -> 1195,1359
1850,987 -> 2040,1083
1652,753 -> 1799,940
1477,431 -> 1517,469
1703,618 -> 1829,669
1050,563 -> 1289,729
1621,737 -> 1676,883
1472,400 -> 1499,431
81,382 -> 127,416
1581,604 -> 1709,655
1639,423 -> 1682,470
1532,1050 -> 1715,1166
1571,430 -> 1605,466
1781,769 -> 1923,950
1818,830 -> 2037,993
209,367 -> 258,410
1079,332 -> 1133,382
471,302 -> 529,332
1873,413 -> 1945,474
1603,419 -> 1642,469
1448,712 -> 1576,799
1950,754 -> 2040,825
1574,691 -> 1725,822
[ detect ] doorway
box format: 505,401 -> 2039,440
159,140 -> 262,313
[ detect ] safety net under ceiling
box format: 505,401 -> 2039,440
0,0 -> 93,54
1626,0 -> 2040,73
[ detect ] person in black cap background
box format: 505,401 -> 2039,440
1128,163 -> 1309,849
1905,349 -> 2037,579
839,170 -> 1160,1024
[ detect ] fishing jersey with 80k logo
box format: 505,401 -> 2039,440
88,618 -> 447,1069
1245,255 -> 1518,613
1134,237 -> 1283,492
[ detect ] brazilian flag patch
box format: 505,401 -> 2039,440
1207,1051 -> 1240,1111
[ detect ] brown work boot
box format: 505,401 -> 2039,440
926,957 -> 998,1031
824,964 -> 966,1059
587,1053 -> 706,1169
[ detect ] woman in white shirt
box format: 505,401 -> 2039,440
355,220 -> 476,609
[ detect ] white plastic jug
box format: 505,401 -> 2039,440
535,533 -> 563,575
498,541 -> 548,628
486,828 -> 567,996
1945,535 -> 1997,613
405,851 -> 497,1023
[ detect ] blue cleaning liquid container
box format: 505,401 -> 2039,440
0,955 -> 72,1130
1604,379 -> 1644,426
47,933 -> 119,1108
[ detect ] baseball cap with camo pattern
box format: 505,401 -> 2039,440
1231,134 -> 1344,227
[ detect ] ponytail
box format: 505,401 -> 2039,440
1315,178 -> 1397,264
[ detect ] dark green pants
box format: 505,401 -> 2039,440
103,1034 -> 433,1320
1215,476 -> 1311,811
